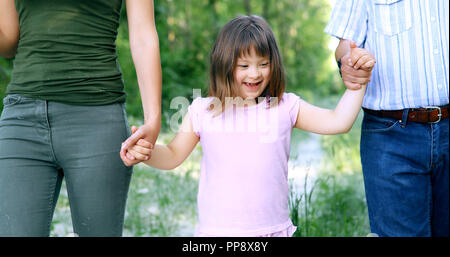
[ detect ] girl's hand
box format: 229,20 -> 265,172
348,41 -> 376,71
124,126 -> 154,162
120,123 -> 158,166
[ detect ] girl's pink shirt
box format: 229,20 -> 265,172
188,93 -> 301,236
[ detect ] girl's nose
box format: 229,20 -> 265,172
248,67 -> 261,78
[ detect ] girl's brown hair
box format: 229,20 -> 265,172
208,15 -> 286,109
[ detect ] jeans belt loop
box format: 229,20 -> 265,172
400,109 -> 409,127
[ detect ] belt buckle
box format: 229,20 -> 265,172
425,106 -> 442,123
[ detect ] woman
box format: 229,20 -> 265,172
0,0 -> 161,236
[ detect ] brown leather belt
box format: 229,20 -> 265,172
363,105 -> 449,123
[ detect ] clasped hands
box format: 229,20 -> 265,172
120,123 -> 156,166
341,41 -> 376,90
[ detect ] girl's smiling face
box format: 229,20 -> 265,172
234,47 -> 271,99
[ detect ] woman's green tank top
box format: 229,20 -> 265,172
7,0 -> 126,105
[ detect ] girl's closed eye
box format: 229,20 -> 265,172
237,61 -> 269,68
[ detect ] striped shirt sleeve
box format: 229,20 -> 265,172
324,0 -> 368,47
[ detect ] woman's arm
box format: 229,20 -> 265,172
129,113 -> 200,170
0,0 -> 19,58
121,0 -> 162,166
294,86 -> 366,135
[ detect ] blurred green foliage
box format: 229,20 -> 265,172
1,0 -> 341,130
0,58 -> 12,108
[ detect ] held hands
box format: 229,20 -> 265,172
120,124 -> 156,166
340,41 -> 376,90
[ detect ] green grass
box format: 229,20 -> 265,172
122,159 -> 199,236
289,171 -> 369,237
288,112 -> 370,237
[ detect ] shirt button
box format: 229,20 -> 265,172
434,49 -> 439,54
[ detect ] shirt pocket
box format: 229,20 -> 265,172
373,0 -> 413,36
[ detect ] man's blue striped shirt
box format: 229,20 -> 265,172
325,0 -> 449,110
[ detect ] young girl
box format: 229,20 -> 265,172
126,15 -> 375,237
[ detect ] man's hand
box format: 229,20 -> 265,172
120,123 -> 158,166
340,59 -> 372,90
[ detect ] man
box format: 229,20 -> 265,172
325,0 -> 449,236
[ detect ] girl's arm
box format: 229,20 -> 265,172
129,113 -> 200,170
121,0 -> 162,166
294,86 -> 366,135
0,0 -> 19,58
295,45 -> 374,135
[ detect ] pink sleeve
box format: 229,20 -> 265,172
188,97 -> 203,137
286,93 -> 301,128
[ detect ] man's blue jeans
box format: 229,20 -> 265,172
360,111 -> 449,237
